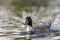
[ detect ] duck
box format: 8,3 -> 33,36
22,16 -> 51,35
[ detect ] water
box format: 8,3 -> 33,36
0,0 -> 60,40
0,6 -> 59,40
0,6 -> 11,40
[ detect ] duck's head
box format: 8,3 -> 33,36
25,16 -> 32,26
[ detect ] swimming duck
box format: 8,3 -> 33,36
22,16 -> 51,34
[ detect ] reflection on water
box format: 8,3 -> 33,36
0,6 -> 59,40
0,37 -> 13,40
0,6 -> 21,40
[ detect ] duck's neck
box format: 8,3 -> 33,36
26,25 -> 31,39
